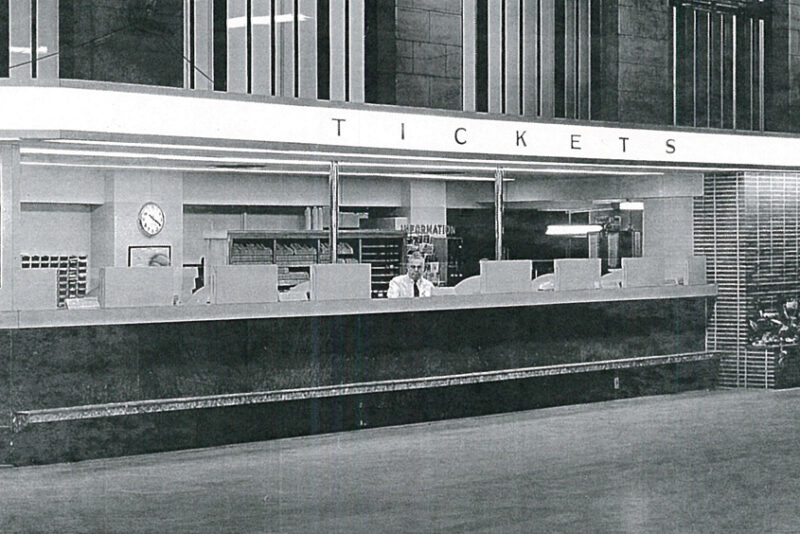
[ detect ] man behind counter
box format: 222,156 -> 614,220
388,251 -> 434,298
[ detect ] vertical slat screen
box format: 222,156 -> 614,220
463,0 -> 477,112
463,0 -> 591,119
487,0 -> 502,113
709,13 -> 720,128
297,0 -> 317,98
673,1 -> 765,131
735,15 -> 749,129
9,0 -> 33,79
752,17 -> 760,130
36,0 -> 58,80
722,14 -> 733,128
250,0 -> 272,96
193,0 -> 214,90
218,0 -> 361,101
521,0 -> 539,116
504,0 -> 520,115
184,0 -> 191,88
577,0 -> 590,119
348,0 -> 365,103
329,0 -> 346,101
676,6 -> 692,126
563,0 -> 576,117
539,0 -> 556,118
696,12 -> 709,127
226,0 -> 248,93
277,0 -> 295,97
757,18 -> 764,131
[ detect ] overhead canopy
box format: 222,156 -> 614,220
3,83 -> 800,181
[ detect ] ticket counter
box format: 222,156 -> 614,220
16,83 -> 800,464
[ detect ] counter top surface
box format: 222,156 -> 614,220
0,284 -> 716,329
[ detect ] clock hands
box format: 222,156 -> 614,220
139,204 -> 164,235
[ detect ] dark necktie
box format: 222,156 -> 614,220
413,281 -> 420,297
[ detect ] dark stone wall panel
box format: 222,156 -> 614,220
394,3 -> 462,110
430,77 -> 461,110
396,8 -> 430,42
11,359 -> 717,465
396,73 -> 431,107
413,42 -> 448,76
0,331 -> 11,430
616,2 -> 672,125
414,0 -> 461,14
6,300 -> 706,413
430,12 -> 462,45
618,6 -> 671,40
58,0 -> 184,87
618,35 -> 671,68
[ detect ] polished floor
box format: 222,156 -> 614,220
2,388 -> 799,533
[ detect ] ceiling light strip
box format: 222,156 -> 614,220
20,147 -> 330,167
43,138 -> 698,172
23,147 -> 662,176
21,161 -> 329,175
21,161 -> 503,181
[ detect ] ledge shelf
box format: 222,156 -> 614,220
0,284 -> 717,330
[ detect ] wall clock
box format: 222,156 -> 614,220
138,202 -> 165,237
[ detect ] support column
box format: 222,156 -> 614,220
348,0 -> 365,103
539,0 -> 556,118
329,162 -> 339,264
400,181 -> 447,227
36,0 -> 59,80
251,0 -> 274,96
462,0 -> 477,112
329,0 -> 347,101
226,0 -> 248,93
9,0 -> 33,79
400,180 -> 448,285
194,0 -> 215,90
521,0 -> 539,116
0,144 -> 21,311
494,167 -> 504,260
487,1 -> 502,113
297,0 -> 318,98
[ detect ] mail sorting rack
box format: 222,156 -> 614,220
228,230 -> 405,297
21,254 -> 88,306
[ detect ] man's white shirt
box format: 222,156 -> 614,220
387,274 -> 434,298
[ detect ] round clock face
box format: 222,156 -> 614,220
138,202 -> 165,236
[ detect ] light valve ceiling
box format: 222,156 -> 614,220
16,136 -> 686,184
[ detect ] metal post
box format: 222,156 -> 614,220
494,167 -> 504,260
329,161 -> 339,264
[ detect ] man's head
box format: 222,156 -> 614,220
407,251 -> 425,282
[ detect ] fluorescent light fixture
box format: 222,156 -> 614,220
20,147 -> 329,166
21,161 -> 328,175
20,161 -> 504,181
619,201 -> 644,210
545,224 -> 603,236
44,140 -> 673,174
228,14 -> 310,29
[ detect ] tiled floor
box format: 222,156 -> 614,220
2,388 -> 799,533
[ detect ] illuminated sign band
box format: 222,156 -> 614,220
0,86 -> 799,168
